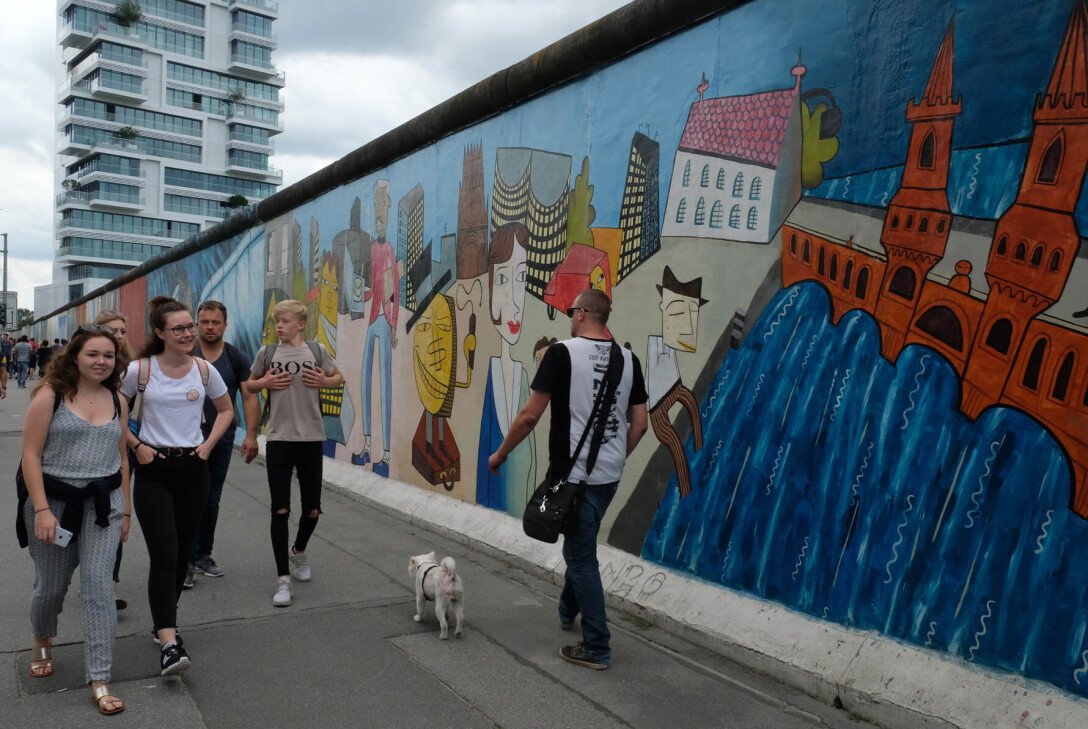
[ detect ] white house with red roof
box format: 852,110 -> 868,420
663,63 -> 806,244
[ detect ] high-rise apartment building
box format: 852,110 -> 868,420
37,0 -> 283,315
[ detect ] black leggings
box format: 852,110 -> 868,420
266,441 -> 323,577
134,454 -> 209,631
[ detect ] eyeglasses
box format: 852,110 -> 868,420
164,323 -> 197,336
79,323 -> 117,336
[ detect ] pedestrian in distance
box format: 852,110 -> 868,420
94,310 -> 133,611
14,335 -> 31,388
0,347 -> 8,398
488,288 -> 649,670
245,299 -> 343,608
28,338 -> 38,379
1,332 -> 14,379
17,323 -> 132,714
120,296 -> 234,677
184,300 -> 260,588
37,338 -> 53,378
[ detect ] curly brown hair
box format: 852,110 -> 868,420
33,325 -> 122,402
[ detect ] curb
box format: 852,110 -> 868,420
319,458 -> 1086,729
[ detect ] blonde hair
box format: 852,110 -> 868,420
94,309 -> 133,362
272,299 -> 308,322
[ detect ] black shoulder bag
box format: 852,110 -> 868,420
523,342 -> 623,543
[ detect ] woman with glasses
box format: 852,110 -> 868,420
18,323 -> 131,714
120,297 -> 233,677
94,310 -> 132,612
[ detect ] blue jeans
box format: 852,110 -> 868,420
361,315 -> 393,447
190,437 -> 234,561
16,362 -> 28,387
559,481 -> 618,664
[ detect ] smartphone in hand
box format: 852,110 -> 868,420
53,526 -> 73,548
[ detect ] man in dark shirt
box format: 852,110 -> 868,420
185,301 -> 260,587
489,288 -> 649,670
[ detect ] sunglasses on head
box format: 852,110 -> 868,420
79,323 -> 117,336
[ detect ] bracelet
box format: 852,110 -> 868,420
123,513 -> 132,517
35,507 -> 49,513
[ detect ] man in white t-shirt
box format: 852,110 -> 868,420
488,288 -> 649,670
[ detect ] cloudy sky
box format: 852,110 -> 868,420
0,0 -> 629,314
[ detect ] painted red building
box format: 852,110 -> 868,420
782,7 -> 1088,516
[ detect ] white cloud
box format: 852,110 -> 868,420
0,0 -> 630,314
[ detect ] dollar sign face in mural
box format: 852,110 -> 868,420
411,291 -> 476,491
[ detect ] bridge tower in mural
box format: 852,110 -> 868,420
961,4 -> 1088,419
781,5 -> 1088,516
873,22 -> 960,361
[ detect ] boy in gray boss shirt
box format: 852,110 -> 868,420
246,300 -> 343,607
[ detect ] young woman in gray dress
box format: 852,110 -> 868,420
19,324 -> 131,715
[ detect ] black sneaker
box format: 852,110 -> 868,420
160,643 -> 190,676
151,630 -> 184,648
559,642 -> 609,670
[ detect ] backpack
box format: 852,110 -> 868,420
128,356 -> 211,435
257,341 -> 322,428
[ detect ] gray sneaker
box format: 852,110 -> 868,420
194,556 -> 224,578
290,551 -> 312,582
182,563 -> 195,590
272,577 -> 292,607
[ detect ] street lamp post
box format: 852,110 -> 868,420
1,233 -> 7,330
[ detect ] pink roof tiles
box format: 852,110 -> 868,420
677,87 -> 799,168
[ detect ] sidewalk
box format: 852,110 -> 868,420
0,382 -> 873,728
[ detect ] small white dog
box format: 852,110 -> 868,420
409,551 -> 464,639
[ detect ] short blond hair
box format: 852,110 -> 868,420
273,299 -> 308,322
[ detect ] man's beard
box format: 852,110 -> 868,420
201,333 -> 223,345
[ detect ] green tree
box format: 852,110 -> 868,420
566,156 -> 595,249
17,308 -> 33,328
114,0 -> 142,27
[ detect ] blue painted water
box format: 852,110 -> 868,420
643,282 -> 1088,696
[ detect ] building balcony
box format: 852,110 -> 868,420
62,17 -> 148,52
69,159 -> 145,182
63,75 -> 147,104
225,159 -> 282,181
69,47 -> 149,82
57,135 -> 93,157
227,136 -> 274,153
57,218 -> 188,241
56,190 -> 145,212
230,24 -> 278,48
226,105 -> 283,133
229,0 -> 279,16
228,55 -> 283,81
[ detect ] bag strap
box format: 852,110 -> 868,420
563,341 -> 623,482
306,341 -> 322,369
194,357 -> 210,387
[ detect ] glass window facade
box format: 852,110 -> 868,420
132,0 -> 205,26
67,153 -> 142,178
231,40 -> 272,68
164,194 -> 229,218
62,209 -> 199,239
167,62 -> 280,101
229,124 -> 271,145
65,6 -> 204,58
228,149 -> 269,170
67,97 -> 202,137
164,168 -> 276,197
60,236 -> 168,263
68,262 -> 135,281
67,125 -> 201,163
232,10 -> 273,37
85,181 -> 141,204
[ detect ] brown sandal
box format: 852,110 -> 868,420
91,682 -> 125,715
29,644 -> 52,678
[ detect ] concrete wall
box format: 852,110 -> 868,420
42,0 -> 1088,717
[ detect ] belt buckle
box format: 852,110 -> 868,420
167,447 -> 186,458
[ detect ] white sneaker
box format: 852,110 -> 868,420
272,577 -> 292,607
290,551 -> 312,582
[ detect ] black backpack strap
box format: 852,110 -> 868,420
306,341 -> 322,369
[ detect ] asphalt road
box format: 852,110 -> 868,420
0,379 -> 875,728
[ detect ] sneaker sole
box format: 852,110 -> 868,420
559,650 -> 609,670
160,657 -> 190,676
273,599 -> 292,607
197,570 -> 224,578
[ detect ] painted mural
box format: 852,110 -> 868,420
41,0 -> 1088,701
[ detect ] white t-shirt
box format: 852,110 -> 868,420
120,356 -> 228,447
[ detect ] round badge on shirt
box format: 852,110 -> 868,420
186,388 -> 200,401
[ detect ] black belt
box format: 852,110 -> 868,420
147,446 -> 194,458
